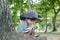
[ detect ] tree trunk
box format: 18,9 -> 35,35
0,0 -> 12,40
45,9 -> 47,33
52,13 -> 57,31
52,8 -> 60,31
28,0 -> 32,10
52,0 -> 57,32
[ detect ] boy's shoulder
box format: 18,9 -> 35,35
20,20 -> 28,27
20,20 -> 27,24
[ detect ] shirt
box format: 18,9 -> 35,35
17,20 -> 37,32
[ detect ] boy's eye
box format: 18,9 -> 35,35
30,19 -> 36,21
27,18 -> 36,20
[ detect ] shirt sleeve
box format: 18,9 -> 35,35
17,21 -> 28,32
17,22 -> 24,32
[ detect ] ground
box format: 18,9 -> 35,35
39,32 -> 60,40
0,31 -> 60,40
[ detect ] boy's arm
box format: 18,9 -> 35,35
17,21 -> 28,32
17,22 -> 23,32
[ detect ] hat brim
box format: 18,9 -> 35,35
37,15 -> 43,20
20,14 -> 43,20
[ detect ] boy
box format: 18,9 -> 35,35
17,10 -> 42,37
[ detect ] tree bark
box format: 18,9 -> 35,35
0,0 -> 12,40
45,9 -> 47,33
52,0 -> 57,31
52,13 -> 57,31
28,0 -> 32,10
52,8 -> 60,31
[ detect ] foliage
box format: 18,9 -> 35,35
8,0 -> 60,32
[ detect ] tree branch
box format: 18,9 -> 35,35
56,8 -> 60,14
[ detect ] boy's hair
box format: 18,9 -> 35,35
20,17 -> 24,20
20,14 -> 26,20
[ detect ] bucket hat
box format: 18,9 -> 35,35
20,10 -> 42,20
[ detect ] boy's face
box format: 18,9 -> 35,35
25,18 -> 36,25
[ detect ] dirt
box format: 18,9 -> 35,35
39,33 -> 60,40
0,32 -> 60,40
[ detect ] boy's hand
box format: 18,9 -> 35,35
27,27 -> 32,30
